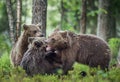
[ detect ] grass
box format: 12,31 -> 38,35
0,53 -> 120,82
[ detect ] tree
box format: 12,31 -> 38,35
0,1 -> 9,32
80,0 -> 87,34
74,0 -> 80,31
60,0 -> 69,29
61,0 -> 65,29
6,0 -> 15,45
97,0 -> 116,41
6,0 -> 22,45
32,0 -> 47,36
16,0 -> 22,42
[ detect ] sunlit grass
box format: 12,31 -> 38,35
0,52 -> 120,82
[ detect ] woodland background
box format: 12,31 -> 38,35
0,0 -> 120,82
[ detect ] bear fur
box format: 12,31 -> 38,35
20,37 -> 62,76
10,24 -> 44,67
46,29 -> 111,74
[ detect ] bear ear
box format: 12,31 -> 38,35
53,28 -> 60,32
23,24 -> 29,30
60,31 -> 67,38
37,23 -> 42,29
28,37 -> 34,43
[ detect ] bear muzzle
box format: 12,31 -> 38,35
34,41 -> 42,48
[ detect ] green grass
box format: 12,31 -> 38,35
0,53 -> 120,82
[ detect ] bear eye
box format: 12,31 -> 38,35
40,34 -> 44,37
33,30 -> 37,34
51,38 -> 55,42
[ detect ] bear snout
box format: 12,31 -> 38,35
34,41 -> 42,48
36,32 -> 44,37
39,34 -> 44,37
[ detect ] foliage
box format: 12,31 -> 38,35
108,38 -> 120,66
0,34 -> 11,56
61,0 -> 81,31
0,52 -> 120,82
47,0 -> 61,29
108,38 -> 120,58
47,0 -> 81,31
0,1 -> 9,32
0,52 -> 11,77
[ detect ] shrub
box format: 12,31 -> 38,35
0,34 -> 11,57
0,52 -> 11,76
108,38 -> 120,58
108,38 -> 120,65
0,59 -> 120,82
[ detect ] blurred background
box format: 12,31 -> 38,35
0,0 -> 120,66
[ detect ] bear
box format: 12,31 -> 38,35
20,37 -> 62,76
10,24 -> 44,67
46,29 -> 111,74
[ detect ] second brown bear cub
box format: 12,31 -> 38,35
46,29 -> 111,74
20,37 -> 61,76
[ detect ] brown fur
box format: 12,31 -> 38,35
20,37 -> 61,76
10,24 -> 44,66
46,30 -> 111,74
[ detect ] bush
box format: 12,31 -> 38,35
108,38 -> 120,65
109,38 -> 120,58
0,55 -> 120,82
0,34 -> 11,57
0,52 -> 11,76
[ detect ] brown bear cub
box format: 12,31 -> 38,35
20,37 -> 62,76
46,29 -> 111,74
10,24 -> 44,67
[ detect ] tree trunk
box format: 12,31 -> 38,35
61,0 -> 68,29
32,0 -> 47,36
61,0 -> 64,29
16,0 -> 22,42
80,0 -> 87,34
6,0 -> 15,45
107,16 -> 116,39
97,0 -> 111,40
74,1 -> 80,31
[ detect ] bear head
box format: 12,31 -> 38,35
46,29 -> 71,51
23,23 -> 44,37
28,37 -> 46,50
